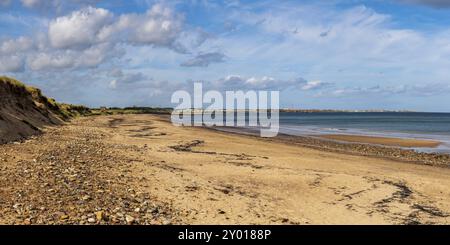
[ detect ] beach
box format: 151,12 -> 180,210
315,134 -> 442,148
1,114 -> 450,225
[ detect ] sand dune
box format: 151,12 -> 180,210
0,77 -> 89,144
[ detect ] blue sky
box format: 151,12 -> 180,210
1,0 -> 450,111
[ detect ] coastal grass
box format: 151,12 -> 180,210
90,107 -> 172,116
0,76 -> 91,120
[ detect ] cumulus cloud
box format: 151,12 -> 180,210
108,69 -> 150,89
0,55 -> 25,72
215,75 -> 283,90
106,68 -> 175,98
28,52 -> 74,70
48,4 -> 186,51
0,37 -> 32,72
48,7 -> 114,49
181,52 -> 226,67
118,4 -> 184,47
211,75 -> 329,91
0,3 -> 199,73
27,43 -> 123,70
107,69 -> 171,101
0,37 -> 33,54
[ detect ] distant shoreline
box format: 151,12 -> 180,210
171,108 -> 450,114
88,106 -> 450,114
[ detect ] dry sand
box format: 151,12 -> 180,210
317,134 -> 442,148
1,114 -> 450,225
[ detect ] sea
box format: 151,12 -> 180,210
198,112 -> 450,153
274,112 -> 450,153
196,112 -> 450,153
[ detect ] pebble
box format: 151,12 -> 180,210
0,116 -> 177,225
95,211 -> 105,221
125,215 -> 135,224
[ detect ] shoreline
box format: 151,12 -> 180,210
315,134 -> 442,148
94,114 -> 450,167
206,125 -> 450,167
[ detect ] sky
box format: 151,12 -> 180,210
1,0 -> 450,111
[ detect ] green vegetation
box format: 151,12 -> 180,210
0,76 -> 91,120
1,76 -> 171,119
0,76 -> 28,88
90,107 -> 172,116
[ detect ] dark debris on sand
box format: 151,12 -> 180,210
0,124 -> 179,225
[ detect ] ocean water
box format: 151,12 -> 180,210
276,112 -> 450,153
179,111 -> 450,153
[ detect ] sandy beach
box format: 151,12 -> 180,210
316,134 -> 442,148
1,114 -> 450,225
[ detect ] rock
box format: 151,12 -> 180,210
60,214 -> 69,220
125,215 -> 135,224
95,211 -> 105,221
81,195 -> 91,201
162,218 -> 172,225
87,217 -> 96,223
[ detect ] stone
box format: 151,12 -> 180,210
125,215 -> 135,224
95,211 -> 104,221
60,214 -> 69,220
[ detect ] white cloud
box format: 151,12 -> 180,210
108,79 -> 117,89
211,75 -> 326,91
108,69 -> 149,88
101,4 -> 184,48
2,0 -> 450,110
48,4 -> 188,51
0,55 -> 25,72
21,0 -> 40,8
48,7 -> 114,49
181,52 -> 226,67
28,52 -> 75,70
0,37 -> 33,54
210,2 -> 450,94
27,43 -> 123,70
0,4 -> 194,73
301,80 -> 331,90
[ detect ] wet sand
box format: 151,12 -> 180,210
317,134 -> 442,148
